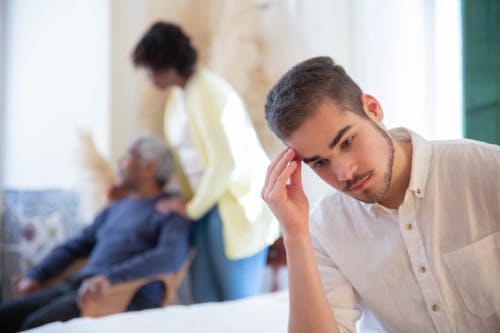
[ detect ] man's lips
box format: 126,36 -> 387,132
349,174 -> 372,192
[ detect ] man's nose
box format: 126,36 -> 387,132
333,159 -> 357,182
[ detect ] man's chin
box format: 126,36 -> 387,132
346,189 -> 383,204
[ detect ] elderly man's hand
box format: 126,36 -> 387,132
77,275 -> 111,310
16,277 -> 41,297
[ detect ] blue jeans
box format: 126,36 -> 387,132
190,206 -> 268,302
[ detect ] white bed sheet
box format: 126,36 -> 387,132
22,291 -> 289,333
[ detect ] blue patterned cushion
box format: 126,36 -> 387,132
1,189 -> 83,301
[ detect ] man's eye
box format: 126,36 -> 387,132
313,159 -> 327,168
341,135 -> 353,149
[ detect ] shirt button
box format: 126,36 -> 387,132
419,266 -> 426,273
416,189 -> 422,195
432,304 -> 439,312
405,223 -> 413,230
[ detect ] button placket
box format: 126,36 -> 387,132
399,194 -> 453,332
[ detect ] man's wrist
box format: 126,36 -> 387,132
283,231 -> 312,250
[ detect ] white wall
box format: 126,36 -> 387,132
292,0 -> 353,205
351,0 -> 462,140
289,0 -> 462,206
1,0 -> 109,189
0,0 -> 6,222
295,0 -> 352,71
1,0 -> 462,196
109,0 -> 150,162
2,0 -> 110,189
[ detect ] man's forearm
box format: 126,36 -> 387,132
284,232 -> 340,333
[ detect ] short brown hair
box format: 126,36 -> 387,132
265,56 -> 366,141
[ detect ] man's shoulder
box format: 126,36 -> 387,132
431,137 -> 500,152
424,138 -> 499,200
430,138 -> 500,166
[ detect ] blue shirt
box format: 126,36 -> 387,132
28,193 -> 191,303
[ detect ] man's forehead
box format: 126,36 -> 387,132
287,124 -> 357,164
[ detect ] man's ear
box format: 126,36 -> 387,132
360,94 -> 384,123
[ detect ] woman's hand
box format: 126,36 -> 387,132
155,197 -> 189,218
261,146 -> 310,236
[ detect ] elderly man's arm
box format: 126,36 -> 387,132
101,213 -> 191,284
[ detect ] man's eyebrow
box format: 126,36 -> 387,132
302,125 -> 352,164
329,125 -> 352,149
303,155 -> 320,164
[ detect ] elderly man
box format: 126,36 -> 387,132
0,135 -> 191,332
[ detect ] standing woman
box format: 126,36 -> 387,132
132,22 -> 279,302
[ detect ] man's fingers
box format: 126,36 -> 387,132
77,294 -> 86,309
266,159 -> 298,204
264,148 -> 296,196
77,285 -> 89,309
263,146 -> 289,191
289,158 -> 303,188
94,281 -> 105,298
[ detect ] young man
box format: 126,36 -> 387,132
0,135 -> 191,332
262,56 -> 500,332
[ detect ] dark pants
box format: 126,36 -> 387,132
0,275 -> 162,333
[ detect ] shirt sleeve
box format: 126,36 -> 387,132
104,213 -> 191,284
310,220 -> 363,333
183,78 -> 236,219
27,208 -> 108,282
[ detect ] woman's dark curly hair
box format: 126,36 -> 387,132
132,22 -> 198,78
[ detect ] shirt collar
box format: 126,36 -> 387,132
345,128 -> 432,217
361,127 -> 432,217
389,127 -> 432,198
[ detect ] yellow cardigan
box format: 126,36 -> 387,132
163,69 -> 279,259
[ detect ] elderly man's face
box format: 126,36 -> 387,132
117,145 -> 144,190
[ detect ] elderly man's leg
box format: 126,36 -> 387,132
0,285 -> 67,333
21,290 -> 80,330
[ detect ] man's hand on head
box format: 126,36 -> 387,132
261,146 -> 310,237
77,275 -> 111,310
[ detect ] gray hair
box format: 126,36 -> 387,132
131,134 -> 173,188
265,56 -> 366,141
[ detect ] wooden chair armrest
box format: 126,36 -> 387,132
79,276 -> 162,317
81,251 -> 194,318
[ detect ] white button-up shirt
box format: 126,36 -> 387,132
310,128 -> 500,333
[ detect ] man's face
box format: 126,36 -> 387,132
286,97 -> 394,204
145,67 -> 179,90
116,145 -> 143,190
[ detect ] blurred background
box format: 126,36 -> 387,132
0,0 -> 498,301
